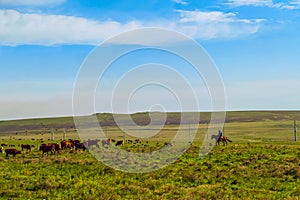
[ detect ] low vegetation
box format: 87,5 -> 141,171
0,111 -> 299,199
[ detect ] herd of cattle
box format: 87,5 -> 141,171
0,138 -> 128,159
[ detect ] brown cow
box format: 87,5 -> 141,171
21,144 -> 31,151
61,140 -> 74,150
48,143 -> 61,154
5,148 -> 22,158
39,144 -> 55,156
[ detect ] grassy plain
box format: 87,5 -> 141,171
0,111 -> 299,199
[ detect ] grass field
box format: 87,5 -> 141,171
0,111 -> 299,199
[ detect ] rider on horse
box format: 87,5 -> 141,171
218,130 -> 223,141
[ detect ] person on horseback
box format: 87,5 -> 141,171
218,130 -> 223,141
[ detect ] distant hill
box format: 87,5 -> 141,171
0,111 -> 299,134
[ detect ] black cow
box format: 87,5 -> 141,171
21,144 -> 31,151
115,140 -> 124,146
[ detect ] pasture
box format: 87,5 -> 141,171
0,111 -> 299,199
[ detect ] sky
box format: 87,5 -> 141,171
0,0 -> 300,120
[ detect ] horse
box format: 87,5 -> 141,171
211,134 -> 232,145
101,139 -> 112,147
87,139 -> 100,148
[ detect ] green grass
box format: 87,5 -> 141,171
0,141 -> 299,199
0,111 -> 300,199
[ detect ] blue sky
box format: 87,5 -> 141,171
0,0 -> 300,120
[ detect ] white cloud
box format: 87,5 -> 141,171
227,0 -> 272,7
172,0 -> 188,5
0,9 -> 142,46
176,10 -> 264,39
0,9 -> 264,46
277,0 -> 300,10
227,0 -> 300,9
178,10 -> 237,23
0,0 -> 66,6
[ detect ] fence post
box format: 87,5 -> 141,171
206,122 -> 209,139
294,120 -> 297,141
63,128 -> 66,140
106,127 -> 109,139
51,128 -> 54,140
188,124 -> 191,143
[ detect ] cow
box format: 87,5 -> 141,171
115,140 -> 124,146
1,143 -> 7,147
5,148 -> 22,159
39,144 -> 55,156
61,140 -> 74,150
21,144 -> 31,151
48,143 -> 61,153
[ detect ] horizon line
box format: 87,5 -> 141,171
1,109 -> 300,122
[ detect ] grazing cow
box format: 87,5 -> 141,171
101,139 -> 111,147
61,140 -> 74,150
39,144 -> 55,156
21,144 -> 31,151
1,143 -> 7,147
74,143 -> 87,151
115,140 -> 124,146
48,143 -> 61,153
5,148 -> 22,158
